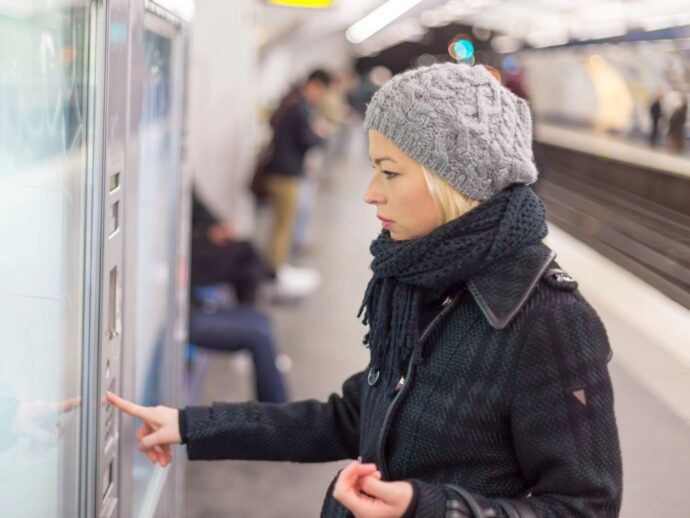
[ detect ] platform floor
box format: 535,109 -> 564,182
184,137 -> 690,517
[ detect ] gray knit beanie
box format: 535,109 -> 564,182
364,63 -> 538,201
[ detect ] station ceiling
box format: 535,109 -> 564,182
257,0 -> 690,53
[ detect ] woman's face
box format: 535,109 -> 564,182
364,130 -> 442,241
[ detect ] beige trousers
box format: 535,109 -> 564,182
267,175 -> 300,268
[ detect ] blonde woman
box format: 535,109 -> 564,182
110,63 -> 622,517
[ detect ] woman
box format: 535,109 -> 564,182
109,63 -> 622,517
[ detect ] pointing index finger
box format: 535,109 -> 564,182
107,392 -> 149,419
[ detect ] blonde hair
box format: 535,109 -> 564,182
421,166 -> 480,224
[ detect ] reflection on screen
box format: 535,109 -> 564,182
0,3 -> 90,516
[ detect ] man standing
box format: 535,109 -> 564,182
264,70 -> 331,283
649,93 -> 663,147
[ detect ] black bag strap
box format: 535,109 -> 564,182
444,484 -> 485,518
494,499 -> 520,518
496,498 -> 537,518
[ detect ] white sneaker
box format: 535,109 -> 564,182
271,264 -> 321,300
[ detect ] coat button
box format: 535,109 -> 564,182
367,368 -> 380,386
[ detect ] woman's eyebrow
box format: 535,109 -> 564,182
370,156 -> 398,165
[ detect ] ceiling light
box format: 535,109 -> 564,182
265,0 -> 334,8
346,0 -> 425,44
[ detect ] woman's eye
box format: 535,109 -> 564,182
382,170 -> 398,179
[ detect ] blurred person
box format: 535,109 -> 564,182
293,73 -> 355,257
348,72 -> 376,116
349,67 -> 391,117
191,188 -> 316,301
191,188 -> 272,304
667,94 -> 687,153
319,72 -> 355,168
263,69 -> 331,283
189,189 -> 290,403
189,298 -> 289,404
108,64 -> 621,517
649,92 -> 663,147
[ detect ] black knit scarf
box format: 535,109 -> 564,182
358,185 -> 548,375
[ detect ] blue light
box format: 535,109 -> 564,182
454,39 -> 475,61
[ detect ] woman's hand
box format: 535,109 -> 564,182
333,461 -> 413,518
106,392 -> 181,467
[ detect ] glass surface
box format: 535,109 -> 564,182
0,2 -> 91,516
131,26 -> 178,516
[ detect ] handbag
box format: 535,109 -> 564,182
249,145 -> 272,201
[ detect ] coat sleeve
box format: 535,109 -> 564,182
409,291 -> 623,518
183,370 -> 363,463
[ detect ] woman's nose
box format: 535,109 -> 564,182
363,174 -> 384,205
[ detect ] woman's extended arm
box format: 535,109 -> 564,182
183,370 -> 363,462
109,370 -> 364,465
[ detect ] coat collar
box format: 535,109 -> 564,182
466,243 -> 556,330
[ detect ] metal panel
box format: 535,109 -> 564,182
81,1 -> 108,516
95,0 -> 130,516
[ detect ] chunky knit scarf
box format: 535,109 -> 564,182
358,185 -> 548,374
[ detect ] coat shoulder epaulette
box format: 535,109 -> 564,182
542,267 -> 578,291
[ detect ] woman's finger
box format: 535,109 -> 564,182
140,429 -> 168,450
161,449 -> 173,467
107,392 -> 150,420
145,448 -> 159,464
333,462 -> 380,510
335,463 -> 376,494
136,422 -> 154,442
360,477 -> 411,505
344,461 -> 378,480
337,493 -> 380,518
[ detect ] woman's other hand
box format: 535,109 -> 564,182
333,461 -> 413,518
106,392 -> 180,467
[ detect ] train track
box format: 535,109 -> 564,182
535,143 -> 690,310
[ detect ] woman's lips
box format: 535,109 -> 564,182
377,215 -> 394,229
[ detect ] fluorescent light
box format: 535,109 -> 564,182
346,0 -> 425,44
266,0 -> 334,8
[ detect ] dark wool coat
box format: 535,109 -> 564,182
183,243 -> 623,517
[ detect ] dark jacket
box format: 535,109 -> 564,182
183,243 -> 622,517
191,189 -> 218,247
265,91 -> 322,178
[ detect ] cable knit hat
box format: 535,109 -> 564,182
364,63 -> 538,201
